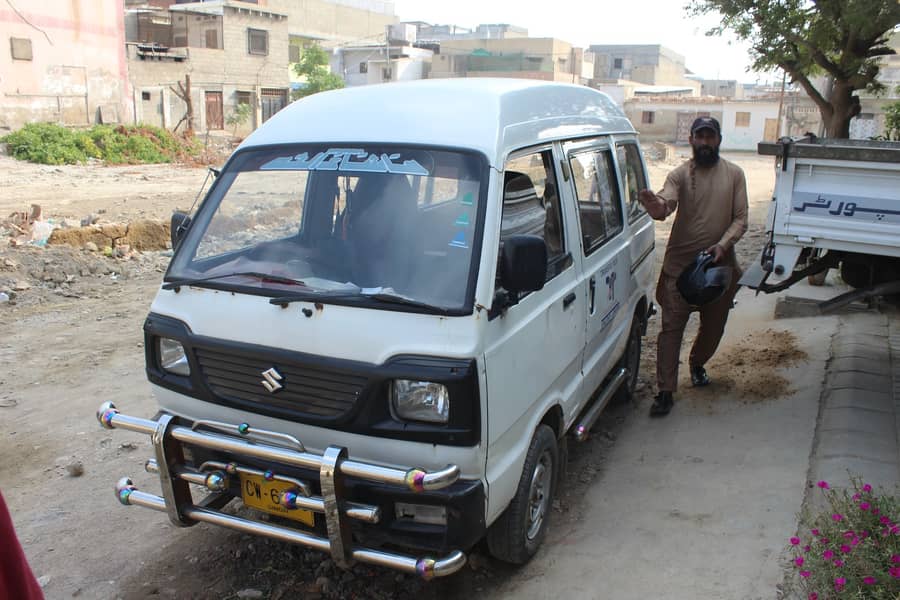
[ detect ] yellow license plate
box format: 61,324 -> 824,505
239,473 -> 315,527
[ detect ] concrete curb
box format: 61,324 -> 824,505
807,311 -> 900,493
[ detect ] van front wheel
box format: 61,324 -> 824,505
486,424 -> 558,564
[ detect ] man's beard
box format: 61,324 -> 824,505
693,144 -> 720,166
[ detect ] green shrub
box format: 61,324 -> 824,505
1,122 -> 198,165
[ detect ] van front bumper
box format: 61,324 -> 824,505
97,402 -> 476,579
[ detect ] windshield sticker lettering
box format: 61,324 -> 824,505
261,148 -> 429,176
460,192 -> 474,206
449,231 -> 468,249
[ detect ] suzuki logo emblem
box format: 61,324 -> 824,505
260,367 -> 283,393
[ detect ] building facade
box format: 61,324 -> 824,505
430,37 -> 592,84
1,0 -> 132,132
126,1 -> 289,136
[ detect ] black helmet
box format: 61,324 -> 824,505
677,251 -> 733,307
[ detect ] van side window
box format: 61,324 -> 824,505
498,149 -> 566,287
616,143 -> 649,224
569,148 -> 623,255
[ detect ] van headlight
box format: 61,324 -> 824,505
158,338 -> 190,376
390,380 -> 449,424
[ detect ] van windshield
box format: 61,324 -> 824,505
166,145 -> 487,314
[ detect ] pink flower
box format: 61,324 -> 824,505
873,508 -> 880,515
860,502 -> 870,511
853,493 -> 861,501
863,576 -> 877,585
823,549 -> 834,559
840,544 -> 851,554
808,594 -> 817,600
790,536 -> 801,545
795,556 -> 804,567
891,566 -> 900,578
834,559 -> 844,567
811,528 -> 820,536
817,481 -> 829,489
800,571 -> 811,578
832,513 -> 843,522
820,537 -> 830,544
861,531 -> 870,539
863,483 -> 872,492
843,531 -> 855,539
834,577 -> 846,591
803,545 -> 811,552
851,537 -> 860,546
891,525 -> 899,535
881,516 -> 892,525
892,555 -> 900,563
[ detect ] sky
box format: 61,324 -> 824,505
390,0 -> 777,83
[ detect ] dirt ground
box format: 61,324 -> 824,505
0,148 -> 790,599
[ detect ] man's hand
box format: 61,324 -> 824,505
706,244 -> 725,263
638,189 -> 667,220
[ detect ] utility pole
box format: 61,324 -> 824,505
775,69 -> 787,138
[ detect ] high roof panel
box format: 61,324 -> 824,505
239,78 -> 633,166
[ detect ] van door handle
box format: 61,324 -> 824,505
588,276 -> 596,314
563,292 -> 577,309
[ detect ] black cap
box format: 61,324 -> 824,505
690,116 -> 721,136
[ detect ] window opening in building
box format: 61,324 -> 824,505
735,111 -> 751,127
641,111 -> 655,125
248,28 -> 268,55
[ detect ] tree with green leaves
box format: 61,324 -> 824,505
884,88 -> 900,140
292,45 -> 345,100
689,0 -> 900,138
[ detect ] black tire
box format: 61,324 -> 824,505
613,315 -> 643,404
486,425 -> 558,565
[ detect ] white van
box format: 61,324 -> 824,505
98,78 -> 655,579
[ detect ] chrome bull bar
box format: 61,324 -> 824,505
97,402 -> 466,579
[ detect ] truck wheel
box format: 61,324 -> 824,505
486,425 -> 558,565
614,316 -> 642,404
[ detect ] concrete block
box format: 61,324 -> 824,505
831,341 -> 889,361
815,430 -> 898,465
821,406 -> 898,438
810,457 -> 899,492
830,356 -> 892,376
824,388 -> 893,413
829,372 -> 892,392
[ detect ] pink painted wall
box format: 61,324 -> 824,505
0,0 -> 132,131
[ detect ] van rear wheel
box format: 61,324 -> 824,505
486,425 -> 558,565
614,316 -> 642,404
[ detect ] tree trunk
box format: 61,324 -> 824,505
824,81 -> 860,139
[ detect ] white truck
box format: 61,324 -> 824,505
740,136 -> 900,310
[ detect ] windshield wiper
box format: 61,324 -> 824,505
162,272 -> 307,291
362,291 -> 449,313
269,289 -> 448,313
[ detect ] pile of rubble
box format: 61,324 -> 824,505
2,204 -> 172,256
1,204 -> 174,306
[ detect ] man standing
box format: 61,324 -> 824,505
638,117 -> 748,417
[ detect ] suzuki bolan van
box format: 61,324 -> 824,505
98,78 -> 655,579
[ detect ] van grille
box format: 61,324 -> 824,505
194,347 -> 367,419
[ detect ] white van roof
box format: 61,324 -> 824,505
239,78 -> 634,167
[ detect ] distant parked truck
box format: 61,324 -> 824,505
740,136 -> 900,309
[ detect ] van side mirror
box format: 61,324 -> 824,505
500,234 -> 547,295
170,211 -> 192,249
